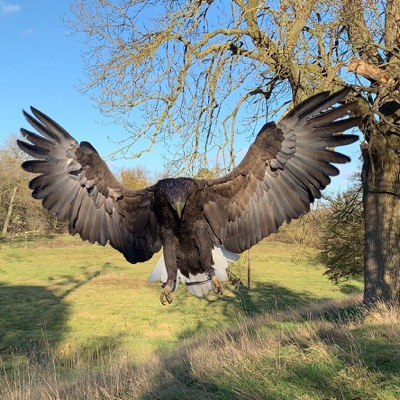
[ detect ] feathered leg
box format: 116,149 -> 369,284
195,223 -> 224,295
160,239 -> 178,305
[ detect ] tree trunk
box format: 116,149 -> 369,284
2,186 -> 18,239
362,130 -> 400,306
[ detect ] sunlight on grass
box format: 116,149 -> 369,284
2,234 -> 389,399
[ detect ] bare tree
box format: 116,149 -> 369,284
0,135 -> 27,238
0,135 -> 62,237
69,0 -> 400,305
68,0 -> 320,172
1,186 -> 18,239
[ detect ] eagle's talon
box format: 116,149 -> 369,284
212,276 -> 224,295
160,285 -> 173,305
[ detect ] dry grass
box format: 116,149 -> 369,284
1,298 -> 399,400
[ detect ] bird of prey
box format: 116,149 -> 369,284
18,88 -> 360,304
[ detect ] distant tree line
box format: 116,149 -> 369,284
0,135 -> 61,238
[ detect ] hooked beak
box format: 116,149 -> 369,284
172,201 -> 185,219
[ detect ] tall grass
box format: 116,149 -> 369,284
1,299 -> 399,399
1,235 -> 396,398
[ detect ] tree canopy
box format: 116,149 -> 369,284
69,0 -> 362,172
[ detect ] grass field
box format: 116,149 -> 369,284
1,234 -> 398,399
0,234 -> 361,361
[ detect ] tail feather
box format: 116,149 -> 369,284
211,245 -> 239,283
148,245 -> 239,297
180,273 -> 212,297
148,254 -> 168,283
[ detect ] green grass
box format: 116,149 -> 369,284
3,234 -> 397,399
0,235 -> 362,362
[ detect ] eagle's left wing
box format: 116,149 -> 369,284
201,88 -> 360,254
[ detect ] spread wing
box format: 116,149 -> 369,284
202,88 -> 360,253
17,107 -> 161,263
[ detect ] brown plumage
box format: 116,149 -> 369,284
18,88 -> 360,303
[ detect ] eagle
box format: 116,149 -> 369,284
18,88 -> 360,304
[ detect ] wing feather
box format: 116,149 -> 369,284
18,107 -> 161,263
202,88 -> 360,253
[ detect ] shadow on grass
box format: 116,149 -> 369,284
176,280 -> 318,341
339,282 -> 363,295
0,233 -> 57,247
140,347 -> 240,400
0,266 -> 109,364
0,284 -> 69,361
231,280 -> 316,314
138,301 -> 400,400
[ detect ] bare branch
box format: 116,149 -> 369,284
347,59 -> 390,84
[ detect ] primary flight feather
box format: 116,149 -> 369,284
18,88 -> 360,304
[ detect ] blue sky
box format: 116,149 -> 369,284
0,1 -> 164,174
0,0 -> 361,190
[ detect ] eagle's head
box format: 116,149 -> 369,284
157,178 -> 196,219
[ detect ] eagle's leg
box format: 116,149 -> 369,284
211,273 -> 224,295
160,241 -> 178,305
193,224 -> 225,295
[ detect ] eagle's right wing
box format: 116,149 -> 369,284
18,107 -> 161,263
